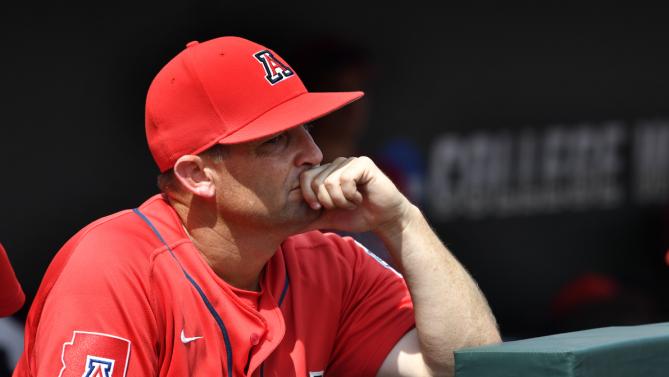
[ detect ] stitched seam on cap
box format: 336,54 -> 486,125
165,50 -> 229,162
145,81 -> 169,170
183,48 -> 229,127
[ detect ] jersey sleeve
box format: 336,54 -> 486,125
18,227 -> 159,377
325,234 -> 415,377
0,243 -> 25,317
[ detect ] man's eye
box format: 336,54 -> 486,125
303,123 -> 315,133
263,133 -> 286,145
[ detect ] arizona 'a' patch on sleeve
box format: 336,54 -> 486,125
59,331 -> 131,377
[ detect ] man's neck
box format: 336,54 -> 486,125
168,197 -> 282,292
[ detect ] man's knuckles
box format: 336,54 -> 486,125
323,178 -> 339,191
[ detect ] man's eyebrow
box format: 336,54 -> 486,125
260,131 -> 284,141
253,131 -> 286,147
258,124 -> 310,143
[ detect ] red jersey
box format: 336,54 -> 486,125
0,243 -> 25,317
14,195 -> 414,376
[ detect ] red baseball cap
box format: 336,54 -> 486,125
145,36 -> 365,172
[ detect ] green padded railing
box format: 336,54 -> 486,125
455,322 -> 669,377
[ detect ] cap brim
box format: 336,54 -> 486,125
218,91 -> 364,144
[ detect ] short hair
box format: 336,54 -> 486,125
156,144 -> 229,194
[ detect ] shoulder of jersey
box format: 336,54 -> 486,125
64,208 -> 171,264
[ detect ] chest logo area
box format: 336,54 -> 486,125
180,329 -> 203,344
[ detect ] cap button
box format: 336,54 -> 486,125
186,41 -> 199,48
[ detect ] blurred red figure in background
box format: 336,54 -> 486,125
0,243 -> 24,317
549,272 -> 659,333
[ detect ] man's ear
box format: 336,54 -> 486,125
173,155 -> 216,198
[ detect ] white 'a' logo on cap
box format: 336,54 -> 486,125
254,50 -> 295,85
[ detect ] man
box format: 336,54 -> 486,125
14,36 -> 500,377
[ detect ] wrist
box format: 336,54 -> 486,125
373,201 -> 421,244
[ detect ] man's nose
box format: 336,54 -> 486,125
294,126 -> 323,167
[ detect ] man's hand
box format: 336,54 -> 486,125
299,156 -> 411,233
301,155 -> 501,376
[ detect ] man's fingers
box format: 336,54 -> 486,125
300,164 -> 327,209
300,158 -> 347,210
302,155 -> 407,233
311,157 -> 350,190
340,172 -> 364,205
301,157 -> 360,210
322,175 -> 358,210
316,183 -> 336,209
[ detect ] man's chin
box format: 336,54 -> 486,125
284,203 -> 322,235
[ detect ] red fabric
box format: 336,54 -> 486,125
229,285 -> 262,311
15,195 -> 414,376
0,243 -> 25,316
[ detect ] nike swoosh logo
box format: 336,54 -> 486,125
180,329 -> 203,344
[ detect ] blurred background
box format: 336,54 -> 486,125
1,2 -> 669,371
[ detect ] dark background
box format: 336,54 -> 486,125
1,1 -> 668,342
